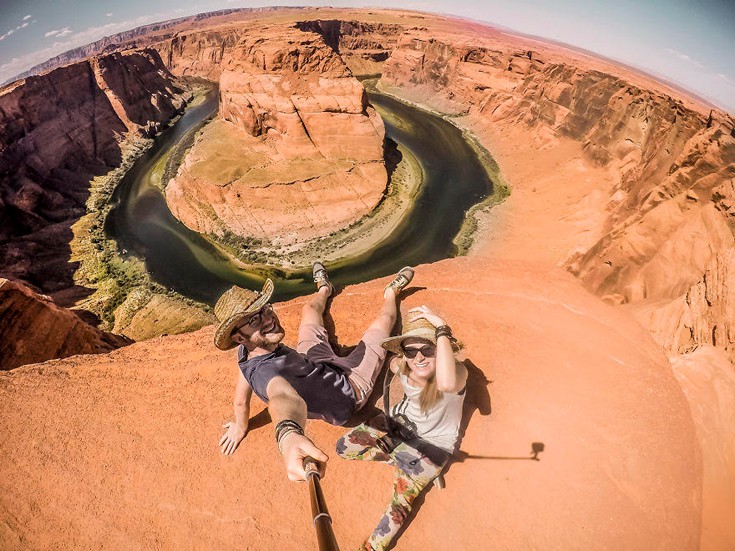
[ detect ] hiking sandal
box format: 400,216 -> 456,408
312,261 -> 334,296
385,266 -> 414,294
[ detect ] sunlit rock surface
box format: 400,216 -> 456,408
0,7 -> 733,549
374,21 -> 735,362
0,261 -> 701,548
162,24 -> 387,246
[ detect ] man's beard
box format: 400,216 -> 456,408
250,320 -> 285,349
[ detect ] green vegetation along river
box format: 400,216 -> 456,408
106,84 -> 494,304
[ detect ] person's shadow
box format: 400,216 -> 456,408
388,359 -> 545,549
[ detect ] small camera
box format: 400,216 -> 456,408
376,414 -> 419,453
376,433 -> 402,454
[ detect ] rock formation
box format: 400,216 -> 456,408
0,49 -> 188,293
0,278 -> 130,370
0,7 -> 733,549
161,24 -> 387,248
671,345 -> 735,551
295,19 -> 403,75
373,25 -> 735,361
0,260 -> 701,548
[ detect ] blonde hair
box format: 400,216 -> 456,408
396,354 -> 442,414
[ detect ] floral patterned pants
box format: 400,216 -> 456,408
336,423 -> 445,551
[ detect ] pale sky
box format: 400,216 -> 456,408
1,0 -> 733,113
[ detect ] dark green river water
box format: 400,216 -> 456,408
106,85 -> 493,304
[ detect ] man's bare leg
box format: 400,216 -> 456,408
365,286 -> 399,335
301,286 -> 331,328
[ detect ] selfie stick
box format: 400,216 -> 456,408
304,457 -> 340,551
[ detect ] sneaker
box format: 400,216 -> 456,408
312,261 -> 334,296
385,266 -> 414,294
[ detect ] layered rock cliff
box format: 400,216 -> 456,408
0,278 -> 130,370
375,28 -> 735,360
0,49 -> 188,293
4,9 -> 255,85
160,24 -> 387,248
295,19 -> 403,75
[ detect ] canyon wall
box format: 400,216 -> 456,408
158,24 -> 387,248
4,9 -> 256,85
1,7 -> 733,549
0,49 -> 189,293
374,30 -> 735,360
295,19 -> 403,75
0,278 -> 130,370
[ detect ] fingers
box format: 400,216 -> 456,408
303,441 -> 329,463
218,422 -> 232,448
408,305 -> 432,316
301,443 -> 328,479
220,436 -> 237,455
219,422 -> 242,455
283,435 -> 329,481
408,305 -> 446,327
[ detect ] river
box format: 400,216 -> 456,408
106,84 -> 493,304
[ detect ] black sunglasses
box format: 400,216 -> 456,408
401,344 -> 436,359
244,304 -> 273,328
232,303 -> 273,334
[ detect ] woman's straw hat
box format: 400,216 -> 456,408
213,279 -> 274,350
380,317 -> 437,355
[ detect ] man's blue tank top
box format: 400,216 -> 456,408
238,344 -> 356,426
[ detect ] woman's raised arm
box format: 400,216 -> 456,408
407,306 -> 467,393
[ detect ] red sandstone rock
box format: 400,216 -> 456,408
162,24 -> 387,246
0,7 -> 733,549
0,278 -> 130,370
632,248 -> 735,361
670,345 -> 735,550
375,19 -> 735,362
0,260 -> 701,548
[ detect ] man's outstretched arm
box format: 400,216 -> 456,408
267,376 -> 328,481
219,369 -> 252,455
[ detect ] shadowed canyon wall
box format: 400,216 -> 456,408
0,278 -> 130,370
0,49 -> 189,294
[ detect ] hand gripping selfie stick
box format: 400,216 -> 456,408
304,457 -> 340,551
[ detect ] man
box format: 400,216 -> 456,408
214,263 -> 414,481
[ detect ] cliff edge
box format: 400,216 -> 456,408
0,259 -> 701,549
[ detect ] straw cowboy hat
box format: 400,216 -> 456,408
213,279 -> 274,350
380,317 -> 439,355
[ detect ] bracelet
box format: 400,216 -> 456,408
274,420 -> 304,453
435,325 -> 453,339
275,419 -> 303,443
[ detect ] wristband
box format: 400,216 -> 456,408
274,419 -> 304,451
435,325 -> 453,339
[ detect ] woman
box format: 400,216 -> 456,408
336,305 -> 468,550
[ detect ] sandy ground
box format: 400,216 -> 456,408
0,260 -> 700,550
467,123 -> 615,268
